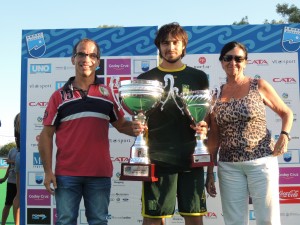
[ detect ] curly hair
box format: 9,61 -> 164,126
154,22 -> 188,58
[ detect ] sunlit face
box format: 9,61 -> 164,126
71,41 -> 100,78
159,34 -> 185,63
221,47 -> 246,77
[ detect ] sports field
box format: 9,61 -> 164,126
0,168 -> 15,224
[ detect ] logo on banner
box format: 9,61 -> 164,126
55,81 -> 66,90
27,189 -> 51,206
205,212 -> 218,219
273,77 -> 297,84
279,186 -> 300,204
247,59 -> 268,65
35,173 -> 44,184
283,151 -> 292,162
26,32 -> 46,58
282,26 -> 300,52
279,167 -> 300,184
107,59 -> 131,75
133,59 -> 156,74
141,60 -> 150,72
30,64 -> 51,74
33,152 -> 43,167
28,172 -> 44,186
27,208 -> 51,224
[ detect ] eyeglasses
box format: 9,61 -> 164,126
74,52 -> 99,60
222,55 -> 245,63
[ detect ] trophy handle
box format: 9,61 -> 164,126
161,74 -> 184,114
109,76 -> 122,111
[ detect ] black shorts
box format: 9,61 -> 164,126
142,167 -> 207,218
5,182 -> 17,205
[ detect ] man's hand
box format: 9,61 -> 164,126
131,120 -> 148,136
191,120 -> 208,138
44,171 -> 57,195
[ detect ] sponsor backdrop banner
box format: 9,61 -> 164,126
20,24 -> 300,225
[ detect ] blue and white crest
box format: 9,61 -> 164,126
35,173 -> 44,185
26,32 -> 46,58
141,60 -> 150,72
282,26 -> 300,52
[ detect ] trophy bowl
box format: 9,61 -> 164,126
180,89 -> 214,167
118,79 -> 164,181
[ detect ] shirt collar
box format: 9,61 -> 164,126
63,76 -> 103,91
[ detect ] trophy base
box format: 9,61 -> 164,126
120,163 -> 158,182
191,153 -> 214,167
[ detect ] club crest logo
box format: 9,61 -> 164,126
282,26 -> 300,52
99,86 -> 109,97
26,32 -> 46,58
141,60 -> 150,72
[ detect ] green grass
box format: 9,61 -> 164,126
0,168 -> 15,224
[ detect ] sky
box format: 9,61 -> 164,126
0,0 -> 299,145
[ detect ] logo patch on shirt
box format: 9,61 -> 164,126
99,86 -> 109,97
182,84 -> 190,94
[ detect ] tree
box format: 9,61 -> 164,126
234,3 -> 300,24
0,142 -> 16,157
233,16 -> 249,25
276,3 -> 300,23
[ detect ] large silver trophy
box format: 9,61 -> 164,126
180,90 -> 214,167
118,79 -> 164,182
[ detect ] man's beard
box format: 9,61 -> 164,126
160,53 -> 182,64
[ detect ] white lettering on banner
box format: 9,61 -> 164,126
279,190 -> 299,198
109,64 -> 129,69
28,194 -> 49,199
26,33 -> 43,41
280,173 -> 299,178
284,26 -> 300,34
28,102 -> 48,107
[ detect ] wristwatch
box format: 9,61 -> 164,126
280,131 -> 291,141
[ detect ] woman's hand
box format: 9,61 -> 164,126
205,173 -> 217,197
273,134 -> 288,156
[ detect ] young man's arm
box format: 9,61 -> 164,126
112,117 -> 142,137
